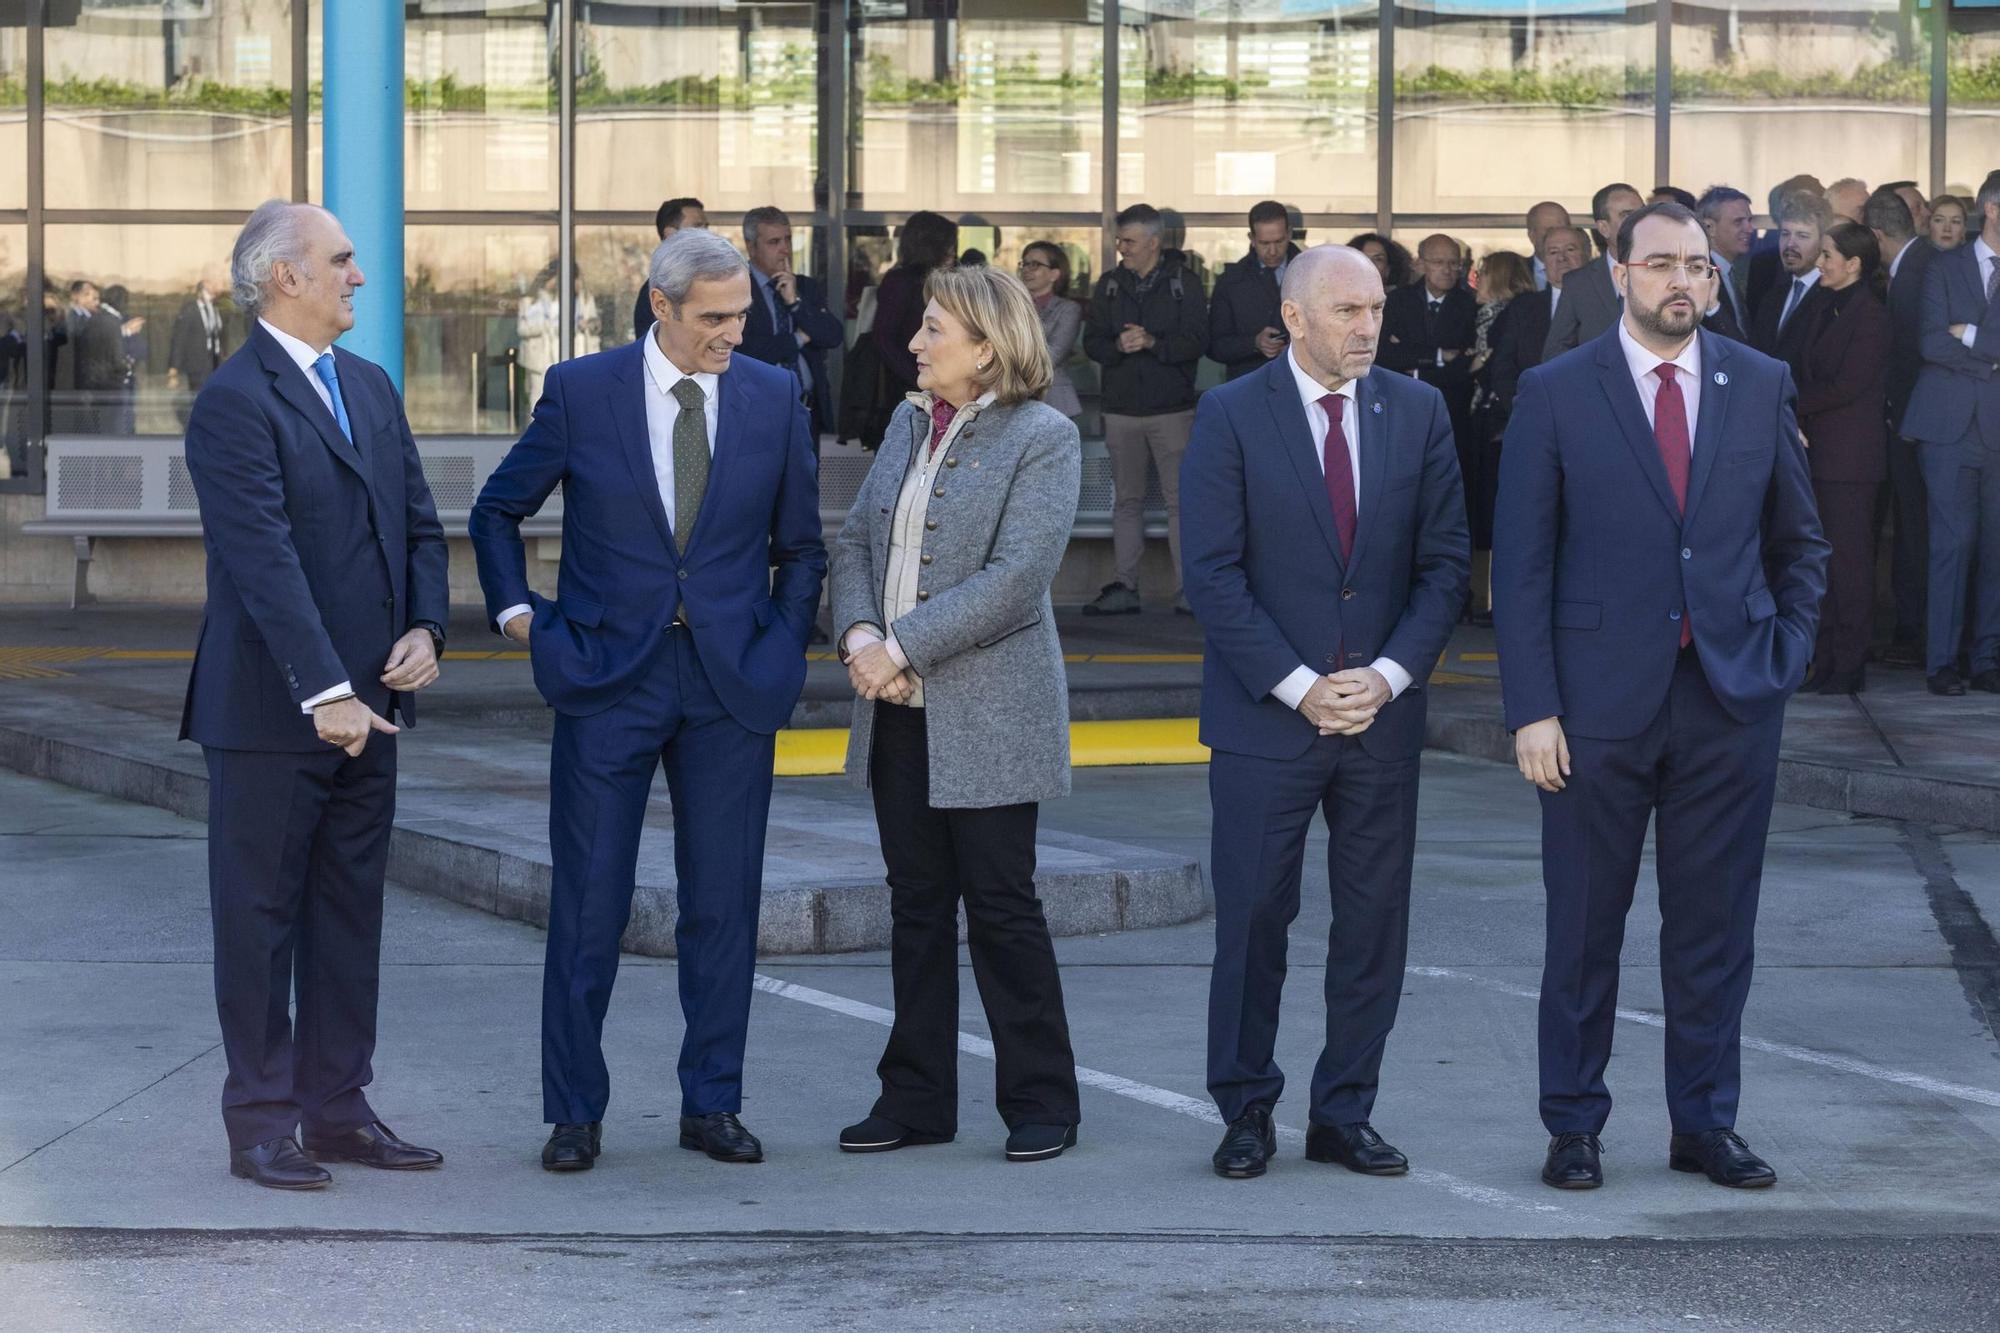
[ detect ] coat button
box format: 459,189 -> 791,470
916,590 -> 929,602
1325,654 -> 1338,665
933,486 -> 946,498
1681,548 -> 1692,560
925,520 -> 938,531
1341,588 -> 1354,600
1670,609 -> 1682,621
945,457 -> 959,468
382,596 -> 393,607
920,554 -> 933,566
677,569 -> 688,580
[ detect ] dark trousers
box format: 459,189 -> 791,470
204,738 -> 396,1150
1919,431 -> 2000,674
1537,649 -> 1782,1137
867,702 -> 1079,1134
1886,438 -> 1928,641
1812,477 -> 1879,677
1206,734 -> 1420,1127
542,628 -> 775,1124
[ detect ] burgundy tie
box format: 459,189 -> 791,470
1318,392 -> 1356,564
927,398 -> 957,458
1653,363 -> 1692,649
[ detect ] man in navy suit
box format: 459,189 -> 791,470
1871,185 -> 1936,667
739,206 -> 843,442
1182,245 -> 1469,1181
182,201 -> 450,1190
1494,201 -> 1828,1192
471,227 -> 825,1172
1900,177 -> 2000,696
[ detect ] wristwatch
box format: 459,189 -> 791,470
414,620 -> 446,657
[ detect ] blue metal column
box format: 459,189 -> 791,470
323,2 -> 405,386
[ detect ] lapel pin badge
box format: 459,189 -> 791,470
1713,371 -> 1729,386
1371,401 -> 1384,415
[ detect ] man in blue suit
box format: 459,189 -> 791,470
470,227 -> 825,1172
739,206 -> 843,442
1494,201 -> 1827,1192
1182,245 -> 1469,1181
1900,177 -> 2000,696
182,201 -> 450,1189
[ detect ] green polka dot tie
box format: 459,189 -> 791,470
670,377 -> 710,555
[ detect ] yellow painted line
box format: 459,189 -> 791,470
1429,671 -> 1487,686
774,727 -> 850,777
1460,652 -> 1498,662
771,717 -> 1211,778
99,649 -> 193,660
1091,653 -> 1204,664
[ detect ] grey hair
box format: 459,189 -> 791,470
1695,185 -> 1751,227
741,206 -> 790,247
231,200 -> 327,314
648,227 -> 749,316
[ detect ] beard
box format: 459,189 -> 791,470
1631,292 -> 1699,340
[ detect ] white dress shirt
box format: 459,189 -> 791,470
1776,267 -> 1820,332
1886,236 -> 1913,282
1532,255 -> 1549,291
1269,348 -> 1413,712
1961,236 -> 1997,349
1616,318 -> 1703,440
257,319 -> 361,714
496,324 -> 718,635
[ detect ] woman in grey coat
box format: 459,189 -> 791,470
830,263 -> 1084,1163
1018,241 -> 1083,418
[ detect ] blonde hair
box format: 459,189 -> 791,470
923,265 -> 1053,405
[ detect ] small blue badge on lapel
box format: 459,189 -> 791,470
1713,371 -> 1729,386
1371,401 -> 1384,415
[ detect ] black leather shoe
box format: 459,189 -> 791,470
229,1136 -> 331,1190
1878,639 -> 1922,669
1541,1131 -> 1603,1190
1929,667 -> 1967,696
1005,1123 -> 1078,1162
1669,1128 -> 1776,1188
305,1121 -> 443,1170
838,1115 -> 952,1154
680,1112 -> 763,1163
1305,1121 -> 1409,1176
1972,669 -> 2000,694
541,1121 -> 602,1172
1212,1107 -> 1276,1179
1815,665 -> 1866,694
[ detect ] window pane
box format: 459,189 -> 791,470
1671,3 -> 1930,205
1117,2 -> 1376,214
0,22 -> 24,211
2,226 -> 27,474
851,0 -> 1104,214
578,222 -> 819,355
1947,3 -> 2000,197
44,224 -> 241,437
1393,1 -> 1652,216
43,1 -> 294,211
404,224 -> 559,435
406,2 -> 557,210
576,1 -> 817,212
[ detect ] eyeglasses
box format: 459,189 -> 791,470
1634,257 -> 1716,280
1017,260 -> 1054,272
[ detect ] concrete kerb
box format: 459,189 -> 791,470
0,715 -> 1211,957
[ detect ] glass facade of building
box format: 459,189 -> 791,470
0,0 -> 1990,487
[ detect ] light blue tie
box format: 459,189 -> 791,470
311,352 -> 353,443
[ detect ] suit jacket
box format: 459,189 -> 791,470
1378,284 -> 1477,406
1885,237 -> 1938,427
469,341 -> 826,732
1179,356 -> 1471,763
1208,246 -> 1297,380
740,270 -> 843,438
1708,254 -> 1753,340
1749,271 -> 1829,380
1493,327 -> 1829,740
632,286 -> 654,345
830,397 -> 1081,808
180,323 -> 449,752
1900,242 -> 2000,447
1542,255 -> 1621,361
77,308 -> 128,393
1486,287 -> 1553,421
1796,286 -> 1891,485
168,297 -> 226,387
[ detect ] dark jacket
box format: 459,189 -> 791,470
1796,284 -> 1891,486
1885,237 -> 1938,428
180,323 -> 450,751
1485,286 -> 1554,423
1900,242 -> 2000,448
1750,271 -> 1830,380
1083,257 -> 1208,416
871,264 -> 931,395
740,269 -> 844,438
169,297 -> 226,389
1377,284 -> 1477,407
1208,246 -> 1298,380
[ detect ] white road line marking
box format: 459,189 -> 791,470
752,973 -> 1560,1216
1408,967 -> 2000,1112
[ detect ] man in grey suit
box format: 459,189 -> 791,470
1543,182 -> 1644,362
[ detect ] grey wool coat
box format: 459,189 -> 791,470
830,396 -> 1082,808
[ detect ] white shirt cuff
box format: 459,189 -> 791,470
842,625 -> 882,656
1272,665 -> 1320,711
1964,324 -> 1981,349
300,680 -> 354,715
1368,657 -> 1412,700
497,603 -> 532,635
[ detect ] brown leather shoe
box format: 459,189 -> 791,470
303,1121 -> 443,1170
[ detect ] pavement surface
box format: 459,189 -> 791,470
3,744 -> 1998,1330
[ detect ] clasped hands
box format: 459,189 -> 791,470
847,640 -> 917,706
1116,323 -> 1156,354
1298,668 -> 1391,737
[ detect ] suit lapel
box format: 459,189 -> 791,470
1683,331 -> 1731,525
1347,372 -> 1388,580
254,326 -> 368,484
1263,358 -> 1345,569
1593,329 -> 1683,524
610,339 -> 678,556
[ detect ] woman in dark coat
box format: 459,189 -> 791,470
1798,220 -> 1892,694
862,211 -> 959,444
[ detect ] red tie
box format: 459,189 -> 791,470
1653,363 -> 1692,649
927,398 -> 957,458
1318,392 -> 1356,564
